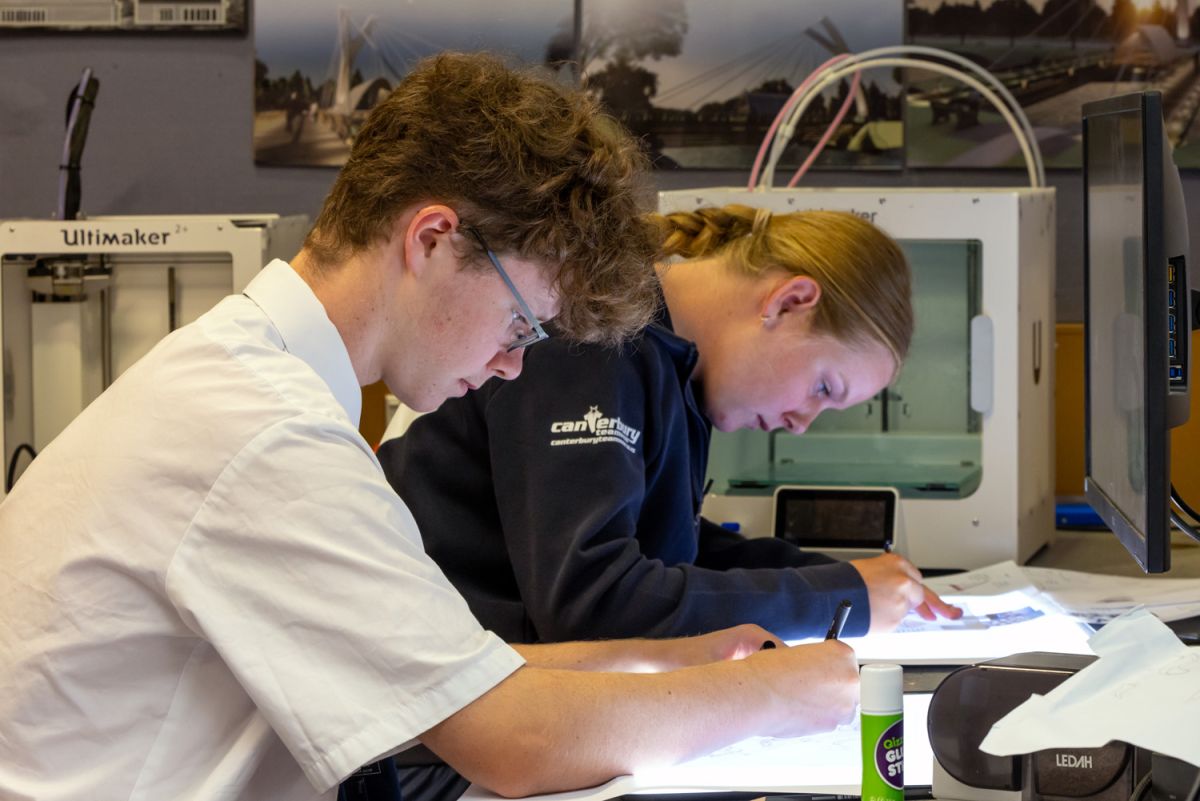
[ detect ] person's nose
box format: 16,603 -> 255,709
783,412 -> 812,434
489,347 -> 525,381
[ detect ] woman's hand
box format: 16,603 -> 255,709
850,553 -> 963,633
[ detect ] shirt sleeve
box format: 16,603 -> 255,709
696,517 -> 871,635
164,413 -> 524,793
484,341 -> 871,642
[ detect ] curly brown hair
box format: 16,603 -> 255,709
653,204 -> 913,366
306,51 -> 660,345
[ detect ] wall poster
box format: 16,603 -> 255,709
906,0 -> 1200,168
254,1 -> 906,173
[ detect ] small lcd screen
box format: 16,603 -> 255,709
776,490 -> 894,550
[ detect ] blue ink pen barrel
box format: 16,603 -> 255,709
860,663 -> 903,801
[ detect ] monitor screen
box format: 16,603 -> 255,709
1082,91 -> 1191,574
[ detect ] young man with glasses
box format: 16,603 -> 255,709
0,52 -> 859,801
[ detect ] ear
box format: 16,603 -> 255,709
760,275 -> 821,328
401,204 -> 460,277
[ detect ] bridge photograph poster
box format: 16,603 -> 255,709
907,0 -> 1200,169
253,0 -> 1200,171
252,0 -> 906,172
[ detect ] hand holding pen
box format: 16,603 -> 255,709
825,599 -> 853,640
755,599 -> 852,651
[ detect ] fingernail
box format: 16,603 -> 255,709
760,641 -> 777,650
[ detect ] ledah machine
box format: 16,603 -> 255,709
660,187 -> 1057,571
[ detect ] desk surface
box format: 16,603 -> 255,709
1031,529 -> 1200,577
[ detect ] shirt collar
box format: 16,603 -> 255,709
242,259 -> 362,426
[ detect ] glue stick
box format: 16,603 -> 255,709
860,663 -> 904,801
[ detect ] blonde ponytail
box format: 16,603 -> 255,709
651,204 -> 913,364
654,205 -> 762,259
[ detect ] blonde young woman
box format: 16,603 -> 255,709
379,204 -> 961,648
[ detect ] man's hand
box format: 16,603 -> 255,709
849,553 -> 963,633
748,639 -> 860,737
670,623 -> 786,666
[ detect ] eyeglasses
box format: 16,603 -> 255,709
462,226 -> 550,352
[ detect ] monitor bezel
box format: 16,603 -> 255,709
1082,91 -> 1171,574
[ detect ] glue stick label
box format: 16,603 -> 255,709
861,713 -> 903,801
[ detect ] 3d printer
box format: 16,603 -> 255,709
1,214 -> 308,497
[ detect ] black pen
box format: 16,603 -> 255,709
825,599 -> 852,640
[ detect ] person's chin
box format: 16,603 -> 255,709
710,413 -> 738,433
407,396 -> 441,414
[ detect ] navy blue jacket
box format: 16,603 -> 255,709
377,320 -> 870,643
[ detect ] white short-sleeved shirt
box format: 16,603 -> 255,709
0,260 -> 524,801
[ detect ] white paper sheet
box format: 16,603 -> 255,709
923,561 -> 1034,597
789,589 -> 1095,665
924,561 -> 1200,625
980,608 -> 1200,768
1021,565 -> 1200,625
461,694 -> 934,801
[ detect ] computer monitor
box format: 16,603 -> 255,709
1082,91 -> 1193,574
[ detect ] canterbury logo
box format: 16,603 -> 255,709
549,405 -> 642,453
